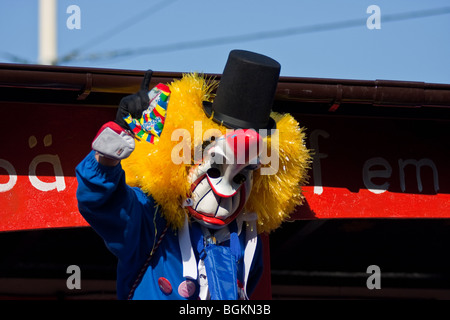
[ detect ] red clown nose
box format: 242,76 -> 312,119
225,129 -> 262,165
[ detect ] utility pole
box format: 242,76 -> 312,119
38,0 -> 57,65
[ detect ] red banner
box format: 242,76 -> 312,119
294,114 -> 450,219
1,102 -> 449,232
0,102 -> 114,231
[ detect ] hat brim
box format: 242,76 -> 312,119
202,101 -> 276,133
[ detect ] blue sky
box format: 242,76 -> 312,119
1,0 -> 449,83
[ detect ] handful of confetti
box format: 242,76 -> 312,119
124,83 -> 171,144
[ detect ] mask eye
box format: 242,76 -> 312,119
233,173 -> 246,185
202,136 -> 217,151
206,167 -> 221,179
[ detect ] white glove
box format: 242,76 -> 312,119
91,121 -> 135,160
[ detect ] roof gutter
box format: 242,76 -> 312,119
0,63 -> 449,109
276,77 -> 450,109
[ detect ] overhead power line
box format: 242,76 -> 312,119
58,6 -> 450,64
1,6 -> 449,65
58,0 -> 180,64
0,0 -> 179,65
0,52 -> 31,64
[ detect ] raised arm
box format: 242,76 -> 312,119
75,70 -> 159,259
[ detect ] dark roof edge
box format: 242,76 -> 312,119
0,63 -> 449,108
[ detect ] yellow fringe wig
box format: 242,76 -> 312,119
122,73 -> 311,234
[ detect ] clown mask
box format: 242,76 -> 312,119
186,129 -> 263,229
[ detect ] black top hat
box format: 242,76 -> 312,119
203,50 -> 281,131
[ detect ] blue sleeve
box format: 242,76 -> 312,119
75,150 -> 160,261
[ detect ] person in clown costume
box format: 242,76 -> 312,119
76,50 -> 311,300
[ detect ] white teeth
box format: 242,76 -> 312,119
196,192 -> 221,216
191,176 -> 241,219
192,178 -> 210,201
214,192 -> 240,218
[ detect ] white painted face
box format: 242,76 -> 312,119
186,129 -> 262,229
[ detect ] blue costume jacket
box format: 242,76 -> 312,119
75,151 -> 263,300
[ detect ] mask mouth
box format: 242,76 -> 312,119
186,128 -> 261,227
187,173 -> 247,226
